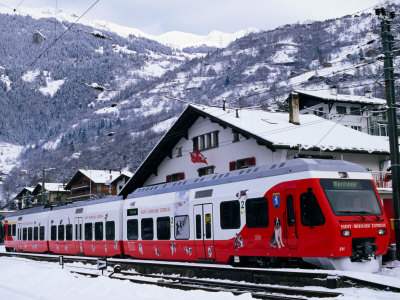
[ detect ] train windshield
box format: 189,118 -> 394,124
320,179 -> 382,216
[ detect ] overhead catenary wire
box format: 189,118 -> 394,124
9,0 -> 101,87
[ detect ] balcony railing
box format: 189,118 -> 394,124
370,171 -> 392,188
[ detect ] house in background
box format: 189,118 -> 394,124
120,103 -> 390,198
14,187 -> 35,209
65,169 -> 130,202
31,183 -> 70,205
111,171 -> 133,195
291,88 -> 388,136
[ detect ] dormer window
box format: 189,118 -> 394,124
176,147 -> 182,157
233,132 -> 240,142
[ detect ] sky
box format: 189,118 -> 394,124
0,0 -> 391,35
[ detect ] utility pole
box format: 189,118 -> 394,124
376,7 -> 400,259
42,167 -> 45,206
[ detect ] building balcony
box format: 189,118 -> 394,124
370,171 -> 392,189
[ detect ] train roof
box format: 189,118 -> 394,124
6,196 -> 122,218
127,158 -> 367,199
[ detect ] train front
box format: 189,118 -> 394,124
302,177 -> 391,272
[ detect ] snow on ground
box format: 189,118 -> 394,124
0,143 -> 24,175
0,245 -> 399,300
39,76 -> 65,97
21,69 -> 40,82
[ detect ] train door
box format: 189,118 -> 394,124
74,217 -> 83,254
193,204 -> 216,260
17,223 -> 23,249
285,189 -> 298,249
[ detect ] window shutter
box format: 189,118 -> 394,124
248,157 -> 256,166
166,175 -> 171,182
178,172 -> 185,180
229,161 -> 236,171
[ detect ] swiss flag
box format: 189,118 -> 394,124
190,149 -> 208,165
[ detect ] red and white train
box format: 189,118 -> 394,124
3,159 -> 391,272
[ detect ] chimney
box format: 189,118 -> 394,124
289,92 -> 300,125
330,85 -> 337,95
223,100 -> 226,111
365,90 -> 372,98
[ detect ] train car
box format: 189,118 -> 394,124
4,207 -> 51,253
122,159 -> 391,272
47,196 -> 124,257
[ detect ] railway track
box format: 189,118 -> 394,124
1,251 -> 400,296
69,267 -> 342,299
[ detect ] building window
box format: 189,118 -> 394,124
233,132 -> 240,142
176,147 -> 182,157
198,166 -> 215,177
350,107 -> 361,115
351,126 -> 362,132
229,157 -> 256,171
336,106 -> 346,114
193,131 -> 219,151
166,172 -> 185,182
220,200 -> 241,229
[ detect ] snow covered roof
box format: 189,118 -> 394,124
77,169 -> 123,184
193,104 -> 389,153
33,183 -> 69,194
295,89 -> 387,106
14,187 -> 35,198
111,171 -> 133,184
119,104 -> 390,197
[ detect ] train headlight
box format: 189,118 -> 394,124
378,229 -> 387,235
341,230 -> 351,237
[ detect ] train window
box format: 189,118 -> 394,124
127,219 -> 138,240
39,226 -> 45,240
246,198 -> 269,228
205,214 -> 211,239
141,218 -> 153,240
175,215 -> 190,240
220,200 -> 241,229
95,222 -> 104,241
66,224 -> 73,241
23,228 -> 27,241
28,227 -> 33,241
85,223 -> 93,241
300,191 -> 325,226
12,224 -> 16,236
157,217 -> 170,240
106,221 -> 115,241
58,225 -> 65,241
33,227 -> 39,241
196,215 -> 202,239
51,226 -> 57,241
287,195 -> 295,227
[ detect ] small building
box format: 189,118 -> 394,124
33,30 -> 46,44
111,171 -> 133,195
65,169 -> 126,202
291,89 -> 388,136
14,187 -> 34,210
32,183 -> 70,206
120,103 -> 390,198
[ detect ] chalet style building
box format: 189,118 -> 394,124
292,88 -> 388,136
65,169 -> 132,202
120,103 -> 391,199
14,187 -> 34,210
31,183 -> 70,205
